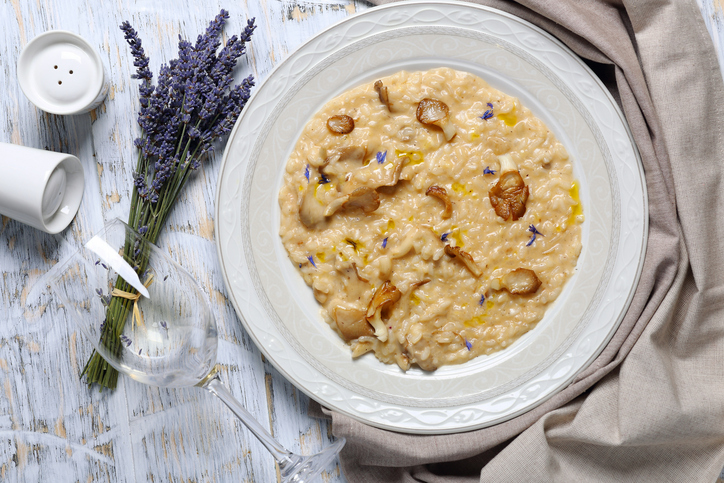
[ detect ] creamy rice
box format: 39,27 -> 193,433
278,68 -> 582,371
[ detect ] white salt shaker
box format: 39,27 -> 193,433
0,142 -> 84,234
17,30 -> 108,114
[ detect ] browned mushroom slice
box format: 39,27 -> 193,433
501,268 -> 541,295
374,80 -> 392,111
426,185 -> 452,219
489,171 -> 529,221
345,187 -> 380,212
333,307 -> 374,341
299,182 -> 326,228
416,98 -> 457,141
366,281 -> 402,342
325,187 -> 380,217
412,279 -> 431,289
444,245 -> 482,277
327,115 -> 355,134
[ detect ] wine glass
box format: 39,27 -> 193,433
41,218 -> 345,482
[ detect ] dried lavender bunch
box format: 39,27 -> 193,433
81,10 -> 256,389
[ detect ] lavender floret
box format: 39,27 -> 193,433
120,335 -> 132,347
478,294 -> 485,306
483,166 -> 496,175
376,150 -> 387,164
480,102 -> 494,120
526,224 -> 543,246
465,339 -> 472,351
307,255 -> 317,268
441,232 -> 450,241
304,164 -> 310,182
382,237 -> 388,248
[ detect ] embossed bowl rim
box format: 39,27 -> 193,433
215,0 -> 647,433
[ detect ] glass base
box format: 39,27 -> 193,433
280,437 -> 346,483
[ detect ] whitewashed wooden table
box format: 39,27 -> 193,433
1,1 -> 723,482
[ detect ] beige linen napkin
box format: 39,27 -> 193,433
313,0 -> 724,480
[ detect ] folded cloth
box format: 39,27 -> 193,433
312,0 -> 724,481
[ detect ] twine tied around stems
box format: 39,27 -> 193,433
111,274 -> 154,330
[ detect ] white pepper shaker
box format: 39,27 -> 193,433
17,30 -> 108,114
0,142 -> 84,234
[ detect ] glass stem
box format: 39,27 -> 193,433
201,372 -> 303,473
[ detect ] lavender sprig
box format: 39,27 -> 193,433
82,11 -> 256,390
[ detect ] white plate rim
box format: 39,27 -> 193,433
215,0 -> 648,434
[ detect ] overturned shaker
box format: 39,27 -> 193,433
0,142 -> 84,234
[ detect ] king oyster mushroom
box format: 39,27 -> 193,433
374,80 -> 392,111
327,114 -> 355,134
500,268 -> 541,295
333,307 -> 374,341
366,281 -> 402,342
444,245 -> 482,277
416,98 -> 457,141
489,153 -> 529,221
324,186 -> 380,217
299,166 -> 328,228
426,185 -> 452,219
321,146 -> 367,184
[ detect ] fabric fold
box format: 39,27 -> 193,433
312,0 -> 724,481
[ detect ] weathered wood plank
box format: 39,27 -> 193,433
0,1 -> 372,481
4,0 -> 720,481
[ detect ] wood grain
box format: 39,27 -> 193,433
1,0 -> 721,481
0,1 -> 369,481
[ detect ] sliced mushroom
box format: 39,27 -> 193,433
333,307 -> 374,341
299,182 -> 326,228
501,268 -> 541,295
416,98 -> 457,141
322,146 -> 367,184
325,186 -> 380,217
426,185 -> 452,219
412,279 -> 431,289
366,281 -> 402,342
489,155 -> 529,221
374,80 -> 392,111
327,115 -> 355,134
444,245 -> 482,277
336,260 -> 371,303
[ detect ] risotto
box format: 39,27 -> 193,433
278,68 -> 582,371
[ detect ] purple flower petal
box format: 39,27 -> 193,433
480,103 -> 494,120
376,150 -> 387,164
526,224 -> 543,246
304,164 -> 310,182
483,167 -> 496,175
441,232 -> 450,241
465,339 -> 472,351
382,237 -> 388,248
307,255 -> 317,268
478,294 -> 485,306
